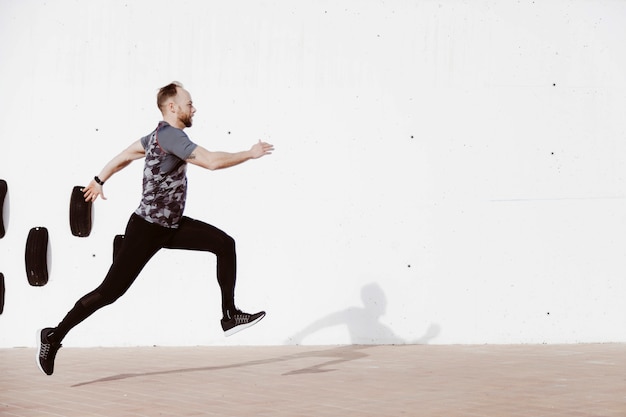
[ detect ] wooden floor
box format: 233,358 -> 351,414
2,343 -> 625,416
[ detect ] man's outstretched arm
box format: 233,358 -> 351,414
186,140 -> 274,171
83,140 -> 146,202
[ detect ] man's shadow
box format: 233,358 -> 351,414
286,283 -> 440,345
72,345 -> 374,387
72,283 -> 438,387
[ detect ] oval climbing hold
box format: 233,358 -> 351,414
69,186 -> 92,237
25,227 -> 49,286
0,272 -> 5,314
0,179 -> 7,239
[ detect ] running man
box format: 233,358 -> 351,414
37,82 -> 273,375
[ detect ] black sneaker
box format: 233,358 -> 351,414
221,310 -> 266,336
37,328 -> 62,375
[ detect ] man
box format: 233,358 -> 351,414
37,82 -> 274,376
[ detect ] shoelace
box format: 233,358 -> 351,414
233,314 -> 250,324
39,343 -> 51,359
40,340 -> 61,359
39,344 -> 50,359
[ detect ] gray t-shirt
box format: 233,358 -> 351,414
134,121 -> 198,228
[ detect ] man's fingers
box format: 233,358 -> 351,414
252,140 -> 274,158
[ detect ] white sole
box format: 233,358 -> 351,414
224,313 -> 266,337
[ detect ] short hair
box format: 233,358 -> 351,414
157,81 -> 183,112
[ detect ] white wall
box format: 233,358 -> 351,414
1,0 -> 625,348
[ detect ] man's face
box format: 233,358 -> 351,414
174,88 -> 196,128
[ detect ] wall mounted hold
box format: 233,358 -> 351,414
113,234 -> 125,261
0,179 -> 7,239
69,186 -> 92,237
0,273 -> 4,315
25,227 -> 49,286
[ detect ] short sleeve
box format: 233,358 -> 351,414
140,134 -> 150,149
158,126 -> 198,160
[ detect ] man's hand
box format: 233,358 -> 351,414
83,179 -> 107,202
250,140 -> 274,159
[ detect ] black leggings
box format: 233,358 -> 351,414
53,213 -> 237,343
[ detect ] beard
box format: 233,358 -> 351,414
177,106 -> 193,128
179,113 -> 193,128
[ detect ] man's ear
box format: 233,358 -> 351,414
167,101 -> 177,113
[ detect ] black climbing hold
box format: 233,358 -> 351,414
69,186 -> 92,237
25,227 -> 49,286
0,179 -> 6,239
113,234 -> 125,261
0,272 -> 4,314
